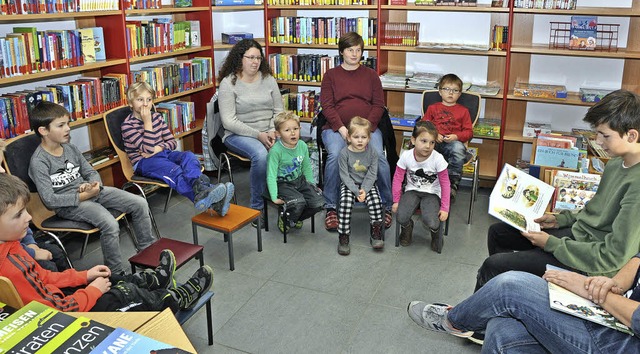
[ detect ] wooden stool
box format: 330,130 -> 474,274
191,204 -> 262,271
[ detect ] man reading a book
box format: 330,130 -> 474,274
476,89 -> 640,291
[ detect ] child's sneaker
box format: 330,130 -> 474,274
211,182 -> 234,216
325,209 -> 338,232
133,249 -> 176,290
194,184 -> 226,212
338,233 -> 350,255
170,265 -> 214,310
370,221 -> 384,249
430,228 -> 443,254
399,219 -> 414,247
294,220 -> 303,229
277,214 -> 291,233
407,302 -> 473,338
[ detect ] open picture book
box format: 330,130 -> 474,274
489,163 -> 555,232
546,265 -> 634,335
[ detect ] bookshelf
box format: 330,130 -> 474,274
0,1 -> 215,187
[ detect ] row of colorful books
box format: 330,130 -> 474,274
130,57 -> 213,98
380,22 -> 420,47
267,17 -> 377,46
282,90 -> 318,118
491,25 -> 509,51
156,100 -> 196,135
125,20 -> 200,59
0,74 -> 127,139
266,0 -> 370,4
123,0 -> 161,9
0,301 -> 192,353
0,27 -> 105,79
513,0 -> 576,9
0,0 -> 118,14
269,53 -> 375,83
533,133 -> 589,172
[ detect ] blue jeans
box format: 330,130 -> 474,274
224,134 -> 268,209
448,271 -> 640,354
56,187 -> 156,274
435,140 -> 466,180
321,128 -> 392,210
136,150 -> 202,201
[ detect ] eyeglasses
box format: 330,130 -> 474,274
243,56 -> 263,62
440,87 -> 461,94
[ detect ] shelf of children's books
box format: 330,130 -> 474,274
214,39 -> 266,49
268,5 -> 377,10
94,156 -> 121,170
125,6 -> 210,15
503,131 -> 534,144
174,119 -> 204,140
0,10 -> 122,22
4,113 -> 108,144
510,45 -> 640,59
0,59 -> 127,86
276,80 -> 322,86
383,86 -> 505,99
513,7 -> 640,17
382,4 -> 508,12
507,92 -> 594,106
211,5 -> 264,12
128,46 -> 213,63
154,83 -> 215,104
472,135 -> 500,141
269,43 -> 376,50
379,45 -> 506,57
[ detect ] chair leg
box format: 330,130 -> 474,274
80,234 -> 90,259
163,188 -> 173,213
42,231 -> 74,269
206,300 -> 213,345
282,205 -> 287,244
311,214 -> 315,233
468,158 -> 479,224
121,216 -> 138,251
445,218 -> 449,236
263,198 -> 270,232
395,220 -> 400,247
218,153 -> 237,204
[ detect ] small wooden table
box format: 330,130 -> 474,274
71,308 -> 196,353
192,204 -> 262,271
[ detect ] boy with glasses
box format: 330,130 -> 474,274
421,73 -> 473,200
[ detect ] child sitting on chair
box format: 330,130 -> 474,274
421,73 -> 473,200
28,102 -> 157,275
392,121 -> 450,254
0,173 -> 213,312
337,117 -> 385,255
266,111 -> 323,233
121,81 -> 234,214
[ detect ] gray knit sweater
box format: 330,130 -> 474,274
218,74 -> 284,142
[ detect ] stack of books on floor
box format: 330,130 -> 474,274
0,301 -> 192,353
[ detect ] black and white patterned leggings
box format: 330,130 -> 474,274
337,183 -> 384,235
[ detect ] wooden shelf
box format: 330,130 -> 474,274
214,39 -> 266,50
126,6 -> 210,15
510,44 -> 640,59
0,59 -> 127,86
506,91 -> 595,106
382,4 -> 508,12
94,157 -> 121,170
175,119 -> 204,140
383,86 -> 504,99
269,4 -> 376,9
0,10 -> 121,22
503,131 -> 534,144
211,5 -> 264,12
277,80 -> 322,87
379,45 -> 507,56
129,46 -> 213,63
269,43 -> 376,50
513,6 -> 640,17
155,84 -> 216,104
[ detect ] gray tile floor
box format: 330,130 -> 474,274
68,167 -> 493,353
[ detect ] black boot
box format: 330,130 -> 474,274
430,227 -> 443,254
370,221 -> 384,249
338,233 -> 350,255
449,175 -> 461,203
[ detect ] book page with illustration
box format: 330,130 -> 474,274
489,164 -> 555,232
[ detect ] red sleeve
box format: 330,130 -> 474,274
456,107 -> 474,142
392,166 -> 406,203
320,69 -> 344,132
438,169 -> 450,213
366,70 -> 385,132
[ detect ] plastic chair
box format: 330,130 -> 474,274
421,90 -> 481,224
2,134 -> 131,259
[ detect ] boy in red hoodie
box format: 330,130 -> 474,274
0,173 -> 212,312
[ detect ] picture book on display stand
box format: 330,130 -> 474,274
489,163 -> 554,232
550,170 -> 600,212
546,265 -> 634,336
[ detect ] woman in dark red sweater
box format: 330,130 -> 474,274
320,32 -> 392,231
